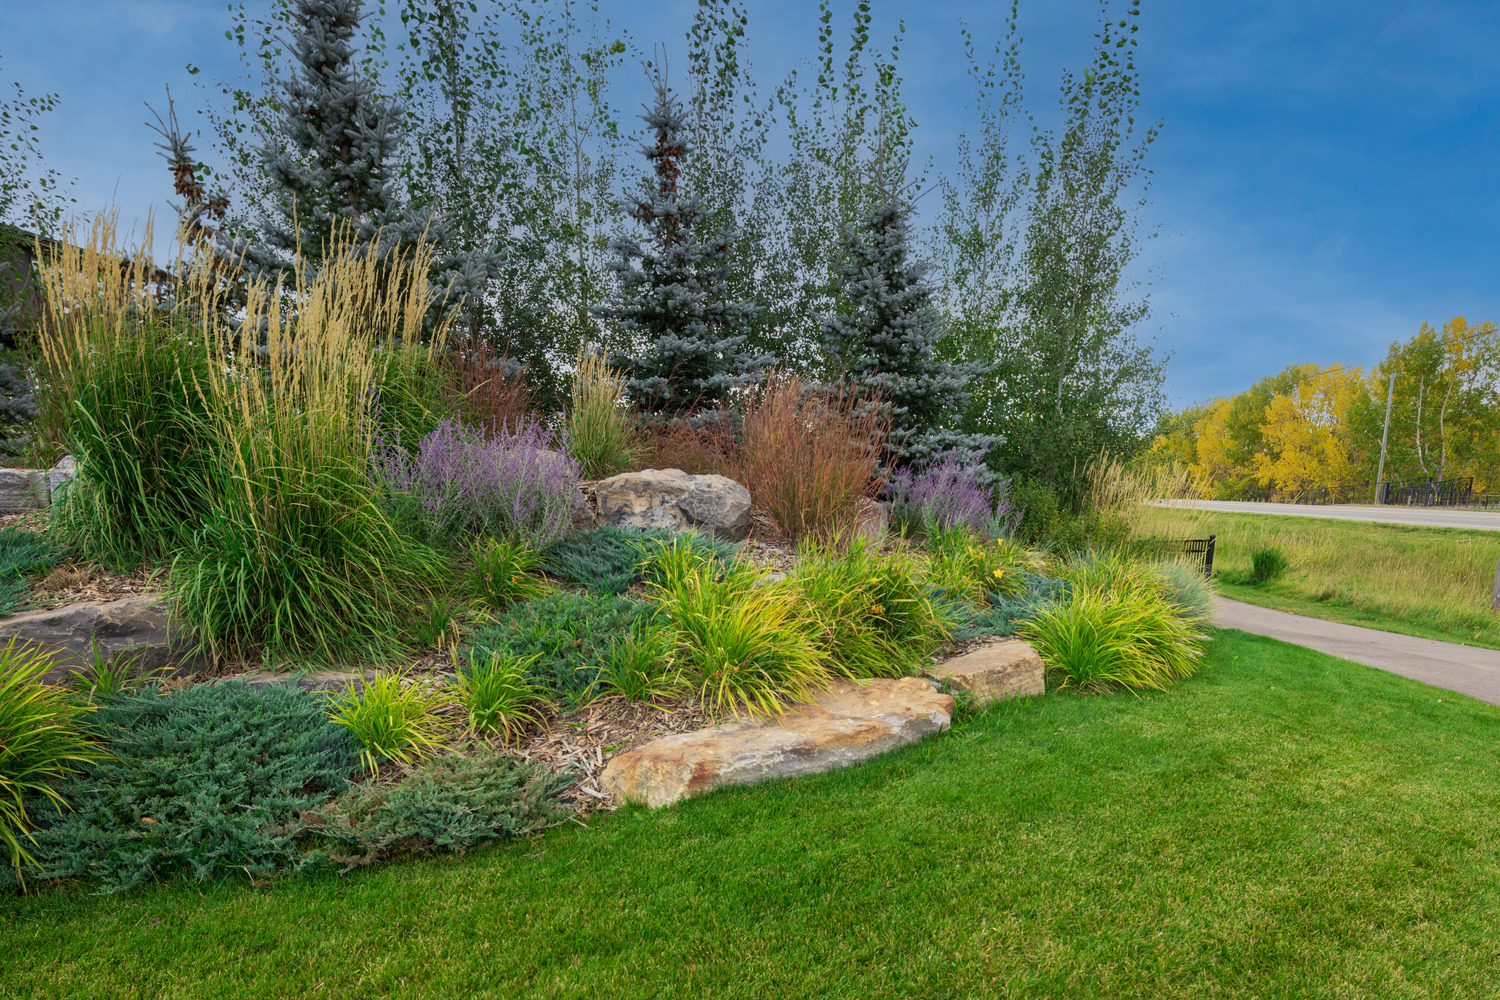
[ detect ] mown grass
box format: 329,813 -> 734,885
1141,506 -> 1500,647
6,631 -> 1500,998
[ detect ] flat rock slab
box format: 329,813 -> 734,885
924,639 -> 1045,706
592,468 -> 752,541
600,677 -> 954,808
0,594 -> 205,683
231,669 -> 364,692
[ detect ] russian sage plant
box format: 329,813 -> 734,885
889,453 -> 1018,538
373,417 -> 581,547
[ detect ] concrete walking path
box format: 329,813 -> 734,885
1216,598 -> 1500,706
1157,499 -> 1500,531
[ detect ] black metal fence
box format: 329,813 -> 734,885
1380,476 -> 1474,507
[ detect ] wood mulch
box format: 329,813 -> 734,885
513,696 -> 711,812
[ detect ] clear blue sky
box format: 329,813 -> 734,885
3,0 -> 1497,408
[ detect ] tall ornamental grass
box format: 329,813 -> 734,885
734,372 -> 888,545
567,346 -> 637,479
37,217 -> 217,566
39,219 -> 452,661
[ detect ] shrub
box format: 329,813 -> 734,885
0,641 -> 101,880
1017,589 -> 1208,693
595,625 -> 683,705
734,372 -> 888,544
648,555 -> 829,718
0,526 -> 62,615
634,412 -> 737,475
372,416 -> 581,547
293,748 -> 571,871
542,525 -> 670,595
568,347 -> 637,479
7,681 -> 357,894
890,453 -> 1017,538
792,539 -> 950,677
445,329 -> 535,438
956,573 -> 1072,640
328,673 -> 453,775
470,537 -> 547,609
464,592 -> 657,704
542,525 -> 736,596
1250,547 -> 1290,584
1154,561 -> 1216,625
453,650 -> 547,743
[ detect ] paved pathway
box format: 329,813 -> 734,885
1216,598 -> 1500,706
1156,499 -> 1500,531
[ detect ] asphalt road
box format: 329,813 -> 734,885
1217,598 -> 1500,706
1156,499 -> 1500,531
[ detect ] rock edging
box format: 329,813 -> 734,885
599,676 -> 953,808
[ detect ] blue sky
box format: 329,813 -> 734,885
3,0 -> 1498,407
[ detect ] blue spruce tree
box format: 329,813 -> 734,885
229,0 -> 496,328
823,180 -> 994,469
598,74 -> 769,415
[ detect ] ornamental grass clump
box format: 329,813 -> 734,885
0,641 -> 102,882
734,371 -> 888,545
36,217 -> 219,566
596,626 -> 683,706
792,539 -> 950,678
373,417 -> 581,547
39,219 -> 454,661
470,537 -> 547,609
328,673 -> 454,775
568,346 -> 638,479
926,526 -> 1038,604
453,650 -> 547,744
645,535 -> 829,718
1017,588 -> 1208,693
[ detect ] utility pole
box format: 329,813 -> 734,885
1375,370 -> 1396,505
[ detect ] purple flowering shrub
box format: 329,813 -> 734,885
372,417 -> 581,546
888,453 -> 1019,538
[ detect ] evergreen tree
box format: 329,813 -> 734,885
597,74 -> 768,415
227,0 -> 497,328
823,179 -> 993,470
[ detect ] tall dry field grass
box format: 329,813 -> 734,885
1139,505 -> 1500,644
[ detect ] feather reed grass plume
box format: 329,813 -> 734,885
37,217 -> 455,660
568,345 -> 637,479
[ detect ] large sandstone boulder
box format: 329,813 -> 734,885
600,677 -> 953,808
923,639 -> 1045,706
0,595 -> 205,684
591,468 -> 752,541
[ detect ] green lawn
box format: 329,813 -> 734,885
6,631 -> 1500,999
1140,506 -> 1500,648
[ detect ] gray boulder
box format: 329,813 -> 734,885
591,468 -> 752,541
0,595 -> 206,684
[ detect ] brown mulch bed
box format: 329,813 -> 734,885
508,696 -> 710,812
29,562 -> 164,610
